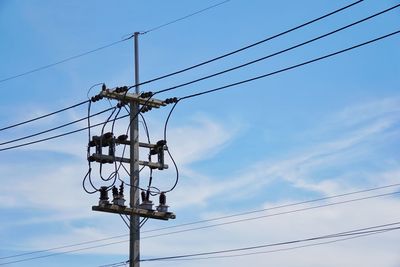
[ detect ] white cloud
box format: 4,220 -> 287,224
2,96 -> 400,267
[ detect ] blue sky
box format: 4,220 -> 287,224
0,1 -> 400,266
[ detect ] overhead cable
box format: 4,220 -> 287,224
141,224 -> 400,262
0,107 -> 115,146
141,191 -> 400,240
2,222 -> 398,265
0,100 -> 89,132
127,0 -> 364,91
0,114 -> 129,152
103,227 -> 396,265
1,28 -> 398,152
0,0 -> 364,132
0,0 -> 231,84
0,39 -> 131,84
2,184 -> 398,262
177,29 -> 400,101
141,0 -> 231,34
154,3 -> 400,95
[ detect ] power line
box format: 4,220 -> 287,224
0,39 -> 131,85
102,232 -> 382,266
0,0 -> 363,134
178,29 -> 400,101
126,0 -> 364,91
1,28 -> 398,153
3,221 -> 398,265
0,107 -> 115,146
0,100 -> 89,132
2,184 -> 398,263
142,227 -> 399,262
153,3 -> 400,95
141,183 -> 400,233
0,113 -> 129,152
140,191 -> 400,240
0,239 -> 129,266
140,222 -> 400,261
142,0 -> 231,34
99,261 -> 129,267
103,226 -> 397,266
0,0 -> 231,85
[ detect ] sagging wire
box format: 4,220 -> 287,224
119,164 -> 161,195
139,112 -> 155,192
112,92 -> 164,195
161,98 -> 180,193
98,107 -> 119,183
139,112 -> 156,193
83,84 -> 104,194
86,86 -> 179,198
84,83 -> 122,194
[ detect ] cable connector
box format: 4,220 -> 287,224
164,97 -> 178,104
140,91 -> 153,98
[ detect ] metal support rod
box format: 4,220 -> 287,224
129,31 -> 140,267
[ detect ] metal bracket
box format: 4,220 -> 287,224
88,153 -> 168,169
100,90 -> 166,108
92,205 -> 176,220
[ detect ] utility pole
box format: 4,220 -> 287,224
130,31 -> 141,267
88,32 -> 175,267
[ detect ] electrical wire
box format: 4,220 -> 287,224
140,223 -> 400,262
142,0 -> 231,34
180,231 -> 387,261
0,100 -> 89,132
0,38 -> 132,85
0,0 -> 364,133
0,114 -> 130,152
82,168 -> 97,194
2,183 -> 399,262
160,101 -> 180,193
99,260 -> 129,267
142,182 -> 400,234
139,113 -> 151,144
126,0 -> 364,91
0,0 -> 231,85
140,190 -> 400,240
83,100 -> 98,194
120,7 -> 400,193
3,220 -> 397,265
0,107 -> 115,146
138,112 -> 156,192
0,240 -> 130,266
109,230 -> 393,266
153,3 -> 400,95
1,28 -> 399,153
98,107 -> 119,182
177,29 -> 400,101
